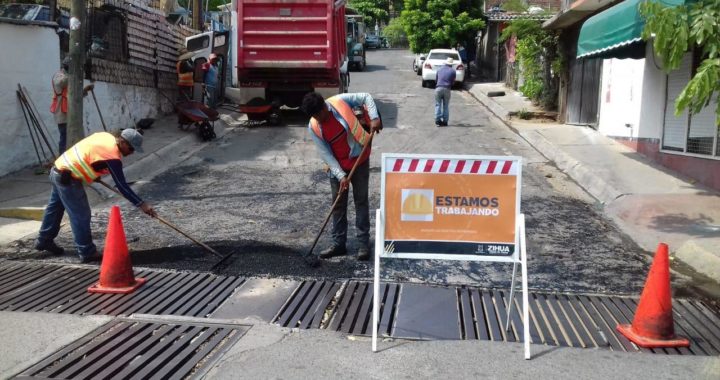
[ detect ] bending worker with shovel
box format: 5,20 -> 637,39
35,129 -> 156,263
301,92 -> 382,261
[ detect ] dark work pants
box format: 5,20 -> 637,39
329,160 -> 370,248
57,123 -> 67,153
37,169 -> 97,258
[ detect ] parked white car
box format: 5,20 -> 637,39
421,49 -> 465,88
412,53 -> 426,75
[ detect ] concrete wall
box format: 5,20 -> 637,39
0,22 -> 60,176
597,58 -> 644,138
637,44 -> 667,140
0,21 -> 173,177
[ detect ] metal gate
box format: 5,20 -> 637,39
567,58 -> 601,126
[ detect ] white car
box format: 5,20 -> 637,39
412,53 -> 426,75
421,49 -> 465,88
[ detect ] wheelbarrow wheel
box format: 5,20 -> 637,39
267,111 -> 282,126
197,121 -> 216,141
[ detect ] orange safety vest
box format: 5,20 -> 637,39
50,74 -> 68,114
55,132 -> 122,184
177,61 -> 194,87
309,96 -> 370,146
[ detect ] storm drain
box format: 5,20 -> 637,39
273,280 -> 341,329
0,262 -> 243,317
327,282 -> 720,356
14,318 -> 248,380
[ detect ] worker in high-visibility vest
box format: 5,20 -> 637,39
35,129 -> 156,263
301,92 -> 382,261
177,48 -> 195,101
50,57 -> 70,153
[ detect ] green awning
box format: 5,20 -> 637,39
577,0 -> 684,59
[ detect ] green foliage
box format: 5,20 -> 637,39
517,108 -> 532,120
349,0 -> 390,26
400,0 -> 485,53
383,17 -> 407,46
641,0 -> 720,123
503,19 -> 560,109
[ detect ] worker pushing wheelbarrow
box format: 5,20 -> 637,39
175,100 -> 218,141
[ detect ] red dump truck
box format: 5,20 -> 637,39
236,0 -> 350,112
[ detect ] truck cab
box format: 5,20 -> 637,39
346,13 -> 366,71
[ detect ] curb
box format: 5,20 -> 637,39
0,207 -> 44,221
467,85 -> 510,120
675,239 -> 720,281
518,129 -> 624,205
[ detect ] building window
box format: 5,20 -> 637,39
88,5 -> 127,62
662,52 -> 720,159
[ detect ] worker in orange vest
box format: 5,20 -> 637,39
35,129 -> 156,263
301,92 -> 382,261
50,57 -> 71,152
177,48 -> 195,101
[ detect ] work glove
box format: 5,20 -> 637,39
139,202 -> 157,218
83,83 -> 94,97
339,177 -> 350,192
370,118 -> 382,134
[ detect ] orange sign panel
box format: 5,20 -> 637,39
382,156 -> 520,256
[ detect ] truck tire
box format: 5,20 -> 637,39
421,80 -> 428,88
357,55 -> 365,71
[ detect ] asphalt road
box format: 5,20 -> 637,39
4,49 -> 696,295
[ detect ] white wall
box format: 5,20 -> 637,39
0,22 -> 60,175
0,21 -> 173,177
637,43 -> 668,140
597,57 -> 644,138
81,82 -> 174,135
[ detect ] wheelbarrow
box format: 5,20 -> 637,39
176,100 -> 218,141
239,98 -> 282,126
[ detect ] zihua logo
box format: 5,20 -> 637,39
488,245 -> 510,254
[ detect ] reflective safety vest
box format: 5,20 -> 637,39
309,96 -> 370,146
55,132 -> 122,184
177,61 -> 194,87
50,73 -> 68,114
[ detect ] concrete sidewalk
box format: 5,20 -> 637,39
467,82 -> 720,283
0,109 -> 245,246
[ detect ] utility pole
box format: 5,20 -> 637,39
192,0 -> 203,30
67,0 -> 87,146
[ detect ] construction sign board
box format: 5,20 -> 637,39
380,153 -> 521,262
372,153 -> 530,359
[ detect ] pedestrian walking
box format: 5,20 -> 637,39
456,43 -> 467,64
50,57 -> 70,153
301,92 -> 382,261
177,48 -> 195,101
435,57 -> 456,127
35,129 -> 156,263
202,53 -> 220,108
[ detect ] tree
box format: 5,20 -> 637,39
349,0 -> 390,27
383,17 -> 407,47
641,0 -> 720,124
400,0 -> 485,53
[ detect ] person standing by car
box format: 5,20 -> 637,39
300,92 -> 382,261
34,129 -> 156,263
202,54 -> 220,108
435,57 -> 456,127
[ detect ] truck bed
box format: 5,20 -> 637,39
238,0 -> 345,70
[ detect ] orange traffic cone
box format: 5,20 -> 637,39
616,243 -> 689,348
88,206 -> 146,294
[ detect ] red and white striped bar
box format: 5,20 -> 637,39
386,158 -> 519,175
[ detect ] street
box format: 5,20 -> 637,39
3,49 -> 697,296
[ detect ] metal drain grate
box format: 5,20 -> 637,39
0,262 -> 243,317
327,282 -> 720,356
14,318 -> 248,379
273,280 -> 341,329
330,281 -> 400,336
